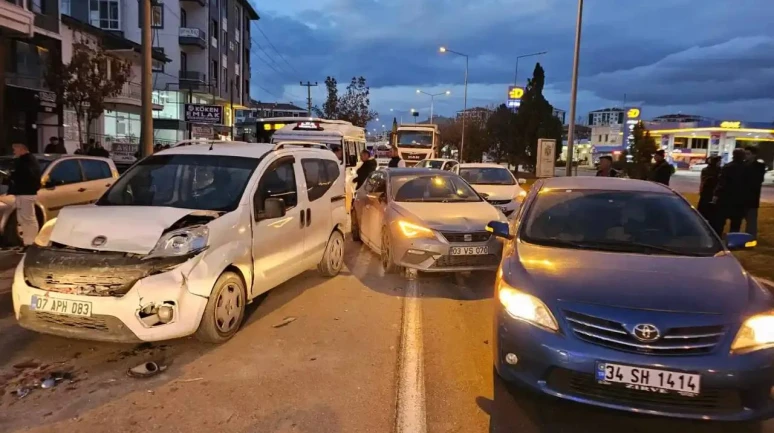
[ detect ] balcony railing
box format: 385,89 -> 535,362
179,70 -> 206,82
5,72 -> 48,90
114,82 -> 141,99
33,11 -> 58,33
180,0 -> 205,6
179,27 -> 206,48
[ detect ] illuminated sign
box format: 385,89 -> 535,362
294,121 -> 323,131
627,108 -> 640,119
184,104 -> 224,125
263,123 -> 287,131
507,86 -> 524,111
720,121 -> 741,129
622,106 -> 641,151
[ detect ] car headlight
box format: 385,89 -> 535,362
517,190 -> 527,199
397,220 -> 435,239
34,218 -> 57,247
145,225 -> 209,259
497,279 -> 558,331
731,312 -> 774,352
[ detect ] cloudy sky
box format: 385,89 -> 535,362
245,0 -> 774,128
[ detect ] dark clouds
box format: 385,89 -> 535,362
248,0 -> 774,119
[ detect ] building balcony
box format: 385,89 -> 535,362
33,11 -> 58,34
180,0 -> 205,6
179,27 -> 206,48
0,0 -> 34,36
105,82 -> 163,110
179,70 -> 209,93
5,72 -> 48,91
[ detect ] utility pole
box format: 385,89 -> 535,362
564,0 -> 584,177
299,81 -> 318,117
140,0 -> 153,157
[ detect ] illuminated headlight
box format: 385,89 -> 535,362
34,218 -> 57,247
146,225 -> 209,259
731,312 -> 774,352
517,190 -> 527,199
397,220 -> 435,239
497,279 -> 558,331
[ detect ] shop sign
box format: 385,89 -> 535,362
184,104 -> 224,124
192,125 -> 214,139
622,106 -> 641,150
660,134 -> 670,149
294,121 -> 323,131
37,90 -> 57,112
110,139 -> 139,163
507,86 -> 524,109
720,121 -> 741,129
536,138 -> 556,178
710,133 -> 721,147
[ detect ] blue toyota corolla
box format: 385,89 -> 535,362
486,176 -> 773,421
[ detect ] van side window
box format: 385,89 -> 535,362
256,160 -> 298,210
345,141 -> 357,167
301,158 -> 340,202
48,160 -> 83,186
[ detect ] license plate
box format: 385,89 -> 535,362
449,246 -> 489,256
596,362 -> 700,395
29,295 -> 92,317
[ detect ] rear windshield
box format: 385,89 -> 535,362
459,167 -> 515,185
418,160 -> 445,169
391,174 -> 481,203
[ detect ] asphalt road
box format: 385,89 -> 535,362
1,242 -> 774,432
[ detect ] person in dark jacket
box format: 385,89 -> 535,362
353,149 -> 377,190
647,149 -> 673,185
697,156 -> 721,230
9,143 -> 41,247
87,141 -> 110,157
43,136 -> 66,154
388,147 -> 406,168
743,146 -> 767,239
712,148 -> 748,235
595,155 -> 618,177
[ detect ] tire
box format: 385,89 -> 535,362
2,211 -> 21,247
350,208 -> 361,242
381,227 -> 401,274
318,230 -> 345,277
195,271 -> 247,344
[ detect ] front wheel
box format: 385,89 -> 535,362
350,208 -> 361,242
381,227 -> 401,274
318,230 -> 345,277
195,272 -> 247,343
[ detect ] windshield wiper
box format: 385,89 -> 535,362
572,239 -> 701,256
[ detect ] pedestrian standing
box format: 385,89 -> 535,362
743,146 -> 766,240
43,136 -> 66,154
87,140 -> 110,157
647,150 -> 674,185
712,148 -> 748,235
595,155 -> 618,177
353,149 -> 377,190
8,143 -> 41,248
697,156 -> 721,230
388,147 -> 406,168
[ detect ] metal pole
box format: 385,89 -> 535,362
140,0 -> 153,157
565,0 -> 583,177
230,78 -> 234,139
430,96 -> 434,123
513,57 -> 519,85
460,55 -> 468,162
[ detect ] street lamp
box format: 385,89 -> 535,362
514,51 -> 548,85
439,46 -> 469,162
390,108 -> 416,124
565,0 -> 584,177
415,89 -> 450,123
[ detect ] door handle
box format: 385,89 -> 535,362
306,208 -> 311,227
77,188 -> 87,192
105,183 -> 112,187
300,208 -> 305,228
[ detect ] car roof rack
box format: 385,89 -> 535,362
272,141 -> 329,151
171,139 -> 233,148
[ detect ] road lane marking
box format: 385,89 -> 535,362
395,272 -> 427,433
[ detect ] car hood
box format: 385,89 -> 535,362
392,201 -> 503,232
49,205 -> 214,255
507,241 -> 760,314
470,184 -> 521,201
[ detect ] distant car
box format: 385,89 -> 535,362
689,162 -> 707,172
351,168 -> 506,273
415,158 -> 458,171
0,154 -> 118,245
487,176 -> 771,421
455,163 -> 527,218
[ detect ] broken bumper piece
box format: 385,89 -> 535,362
13,247 -> 210,343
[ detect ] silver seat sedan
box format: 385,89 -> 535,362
351,168 -> 507,273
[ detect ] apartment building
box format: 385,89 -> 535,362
64,0 -> 259,143
587,107 -> 624,126
0,0 -> 62,153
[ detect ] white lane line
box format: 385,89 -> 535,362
395,272 -> 427,433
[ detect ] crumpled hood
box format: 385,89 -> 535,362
470,184 -> 522,201
393,201 -> 503,232
50,205 -> 203,254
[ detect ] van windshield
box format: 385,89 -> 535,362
97,154 -> 260,212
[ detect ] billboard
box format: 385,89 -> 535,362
184,104 -> 224,124
507,86 -> 524,109
622,107 -> 641,151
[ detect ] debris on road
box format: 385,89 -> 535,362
273,316 -> 297,328
127,362 -> 167,379
14,387 -> 30,399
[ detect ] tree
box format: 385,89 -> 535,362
46,40 -> 132,149
512,63 -> 563,169
310,105 -> 324,118
486,104 -> 517,163
321,76 -> 338,119
337,76 -> 378,127
625,121 -> 658,179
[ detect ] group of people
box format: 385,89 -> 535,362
42,136 -> 111,157
595,149 -> 675,184
698,147 -> 766,239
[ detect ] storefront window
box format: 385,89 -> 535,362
104,110 -> 140,142
152,90 -> 181,120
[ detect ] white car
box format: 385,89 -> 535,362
454,163 -> 526,218
13,140 -> 347,343
689,163 -> 707,172
415,158 -> 458,171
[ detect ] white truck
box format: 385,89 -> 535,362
393,124 -> 441,166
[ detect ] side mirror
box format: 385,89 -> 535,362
368,190 -> 386,202
518,178 -> 527,185
479,192 -> 490,200
486,221 -> 513,240
256,197 -> 286,221
726,232 -> 756,250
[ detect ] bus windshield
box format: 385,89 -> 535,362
396,131 -> 433,148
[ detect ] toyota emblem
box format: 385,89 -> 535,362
91,236 -> 107,247
632,324 -> 660,342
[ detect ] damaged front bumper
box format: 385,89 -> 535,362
12,246 -> 210,343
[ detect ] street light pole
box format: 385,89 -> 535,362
514,51 -> 548,85
416,90 -> 450,123
439,46 -> 469,161
565,0 -> 584,177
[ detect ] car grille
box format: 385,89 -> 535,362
546,368 -> 742,415
441,231 -> 491,243
563,310 -> 725,356
487,199 -> 511,205
33,312 -> 110,333
432,254 -> 499,268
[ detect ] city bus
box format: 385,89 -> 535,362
272,119 -> 367,212
393,124 -> 441,166
234,116 -> 308,143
